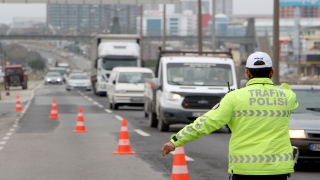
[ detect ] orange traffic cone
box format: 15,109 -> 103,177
14,95 -> 23,112
113,118 -> 135,154
48,98 -> 59,119
73,107 -> 88,133
171,146 -> 190,180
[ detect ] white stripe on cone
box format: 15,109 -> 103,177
76,122 -> 84,126
118,139 -> 130,145
78,113 -> 83,116
120,126 -> 128,131
172,165 -> 189,174
51,110 -> 57,114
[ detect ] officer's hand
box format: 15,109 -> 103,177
161,142 -> 175,157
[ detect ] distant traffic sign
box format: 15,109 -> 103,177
280,0 -> 320,6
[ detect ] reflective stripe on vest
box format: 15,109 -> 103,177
229,153 -> 293,164
232,110 -> 291,117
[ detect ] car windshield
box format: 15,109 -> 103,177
292,89 -> 320,113
5,68 -> 22,75
69,74 -> 88,80
47,73 -> 60,77
49,69 -> 66,75
167,63 -> 233,86
117,72 -> 153,83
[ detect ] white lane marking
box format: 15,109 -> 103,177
88,98 -> 93,101
0,146 -> 3,150
21,80 -> 42,115
84,96 -> 89,99
3,137 -> 9,140
16,118 -> 20,121
0,141 -> 7,145
9,129 -> 15,132
13,124 -> 18,128
114,115 -> 123,121
93,102 -> 99,105
6,133 -> 12,136
98,105 -> 104,108
105,109 -> 112,113
134,129 -> 150,137
170,152 -> 194,161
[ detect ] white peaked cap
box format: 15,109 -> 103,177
246,52 -> 272,69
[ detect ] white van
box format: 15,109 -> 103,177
107,67 -> 154,110
144,49 -> 237,132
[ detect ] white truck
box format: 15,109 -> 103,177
90,34 -> 142,96
144,48 -> 237,132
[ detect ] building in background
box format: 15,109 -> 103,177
47,4 -> 139,34
174,0 -> 232,16
280,6 -> 320,18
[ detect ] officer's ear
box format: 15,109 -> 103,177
245,68 -> 252,79
269,68 -> 274,78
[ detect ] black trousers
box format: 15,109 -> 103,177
233,174 -> 288,180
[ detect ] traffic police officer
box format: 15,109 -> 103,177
161,52 -> 299,180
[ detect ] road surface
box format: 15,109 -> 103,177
0,82 -> 318,179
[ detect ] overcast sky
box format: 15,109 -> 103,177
0,0 -> 273,24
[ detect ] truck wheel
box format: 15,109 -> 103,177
148,112 -> 158,128
109,103 -> 113,109
22,84 -> 27,90
158,117 -> 169,132
113,103 -> 119,110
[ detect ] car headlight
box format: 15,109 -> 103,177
100,84 -> 106,89
57,78 -> 61,81
165,92 -> 181,101
289,130 -> 306,139
46,78 -> 50,81
116,90 -> 127,94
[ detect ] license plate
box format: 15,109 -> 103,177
130,97 -> 143,102
310,144 -> 320,151
192,112 -> 202,117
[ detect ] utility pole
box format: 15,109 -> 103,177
211,0 -> 216,51
127,5 -> 130,34
198,0 -> 203,53
140,5 -> 144,60
162,4 -> 166,50
273,0 -> 280,85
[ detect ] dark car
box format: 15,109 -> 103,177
4,65 -> 28,90
289,85 -> 320,163
45,72 -> 63,85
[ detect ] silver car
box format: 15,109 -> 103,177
289,85 -> 320,163
66,73 -> 91,91
44,72 -> 63,85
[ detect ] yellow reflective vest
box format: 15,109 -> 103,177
170,78 -> 299,175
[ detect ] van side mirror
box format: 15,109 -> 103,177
113,80 -> 116,85
240,79 -> 248,88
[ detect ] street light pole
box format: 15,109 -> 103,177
162,4 -> 166,50
140,5 -> 144,60
273,0 -> 280,85
211,0 -> 216,51
198,0 -> 203,53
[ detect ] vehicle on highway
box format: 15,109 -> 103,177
66,73 -> 91,91
289,85 -> 320,163
48,67 -> 67,83
107,67 -> 154,110
3,64 -> 28,90
144,48 -> 237,132
44,72 -> 63,85
90,34 -> 142,96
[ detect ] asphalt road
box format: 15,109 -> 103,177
0,82 -> 318,179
